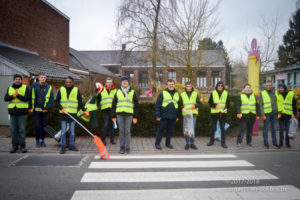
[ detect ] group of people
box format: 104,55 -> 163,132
4,74 -> 297,154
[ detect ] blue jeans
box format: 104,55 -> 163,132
185,116 -> 197,144
155,118 -> 176,146
60,120 -> 75,147
33,111 -> 48,141
101,112 -> 114,144
9,115 -> 27,149
279,117 -> 290,145
263,113 -> 278,145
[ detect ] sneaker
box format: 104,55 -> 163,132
222,143 -> 228,148
184,144 -> 190,150
69,146 -> 79,151
273,144 -> 280,149
60,147 -> 65,154
166,144 -> 174,149
40,142 -> 46,147
246,143 -> 252,146
155,145 -> 162,150
264,144 -> 269,149
279,143 -> 283,147
21,148 -> 27,153
207,141 -> 214,146
286,144 -> 291,148
119,150 -> 125,154
125,149 -> 130,154
10,148 -> 17,153
190,144 -> 198,150
111,141 -> 116,145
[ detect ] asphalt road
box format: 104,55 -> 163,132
0,152 -> 300,200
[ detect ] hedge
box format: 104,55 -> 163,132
26,95 -> 240,138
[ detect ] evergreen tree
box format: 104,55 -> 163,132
275,9 -> 300,68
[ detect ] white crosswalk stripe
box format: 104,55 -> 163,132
71,154 -> 300,200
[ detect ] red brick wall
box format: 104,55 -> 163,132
0,0 -> 69,66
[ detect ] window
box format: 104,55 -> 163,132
138,71 -> 148,87
197,71 -> 207,88
158,71 -> 163,82
168,70 -> 176,81
182,77 -> 190,84
108,67 -> 119,74
211,71 -> 221,87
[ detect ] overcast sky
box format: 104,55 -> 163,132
47,0 -> 298,62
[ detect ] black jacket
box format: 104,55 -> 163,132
111,88 -> 139,118
4,84 -> 30,116
155,88 -> 181,120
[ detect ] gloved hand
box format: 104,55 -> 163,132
182,108 -> 186,113
156,118 -> 161,121
28,109 -> 33,113
112,118 -> 117,122
237,113 -> 242,119
190,105 -> 195,110
292,115 -> 297,119
83,111 -> 90,117
261,116 -> 266,120
278,114 -> 282,119
12,89 -> 18,98
61,109 -> 68,114
42,109 -> 47,113
133,118 -> 138,124
216,104 -> 220,109
176,118 -> 179,122
256,116 -> 260,120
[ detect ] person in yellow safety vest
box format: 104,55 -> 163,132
259,80 -> 280,149
95,77 -> 117,145
276,84 -> 297,148
4,74 -> 30,153
236,83 -> 260,147
54,76 -> 88,154
155,79 -> 180,150
28,73 -> 54,148
111,76 -> 139,154
180,82 -> 201,150
207,81 -> 230,148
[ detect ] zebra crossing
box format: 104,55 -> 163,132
71,154 -> 300,200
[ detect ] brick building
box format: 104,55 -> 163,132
82,46 -> 226,95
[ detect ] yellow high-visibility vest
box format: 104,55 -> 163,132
100,88 -> 117,110
261,90 -> 272,114
8,85 -> 28,109
162,91 -> 179,108
116,89 -> 134,114
181,91 -> 198,115
240,93 -> 256,114
59,86 -> 78,114
211,90 -> 228,113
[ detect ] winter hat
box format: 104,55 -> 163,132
121,76 -> 129,82
13,74 -> 22,80
279,83 -> 287,91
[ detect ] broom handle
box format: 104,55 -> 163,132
65,112 -> 94,137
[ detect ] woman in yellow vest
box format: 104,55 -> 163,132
236,83 -> 260,147
276,84 -> 297,148
54,76 -> 88,154
207,81 -> 229,148
180,82 -> 201,150
4,74 -> 30,153
111,76 -> 139,154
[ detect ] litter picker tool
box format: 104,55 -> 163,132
65,112 -> 110,160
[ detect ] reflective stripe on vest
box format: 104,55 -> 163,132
31,85 -> 52,111
276,91 -> 294,115
116,89 -> 134,114
59,87 -> 78,114
211,90 -> 228,113
261,90 -> 272,114
162,91 -> 179,108
181,91 -> 198,115
240,93 -> 256,114
8,85 -> 29,109
100,88 -> 117,110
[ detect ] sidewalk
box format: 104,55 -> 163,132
0,126 -> 299,154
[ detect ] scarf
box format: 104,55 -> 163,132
121,86 -> 130,100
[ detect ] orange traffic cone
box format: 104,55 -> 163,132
94,135 -> 110,160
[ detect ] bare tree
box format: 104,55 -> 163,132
243,15 -> 280,71
116,0 -> 175,81
157,0 -> 221,83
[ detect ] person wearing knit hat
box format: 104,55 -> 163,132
111,76 -> 139,154
207,81 -> 230,148
276,83 -> 297,148
4,74 -> 30,153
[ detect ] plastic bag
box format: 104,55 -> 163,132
183,113 -> 195,138
288,118 -> 298,140
215,120 -> 230,141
